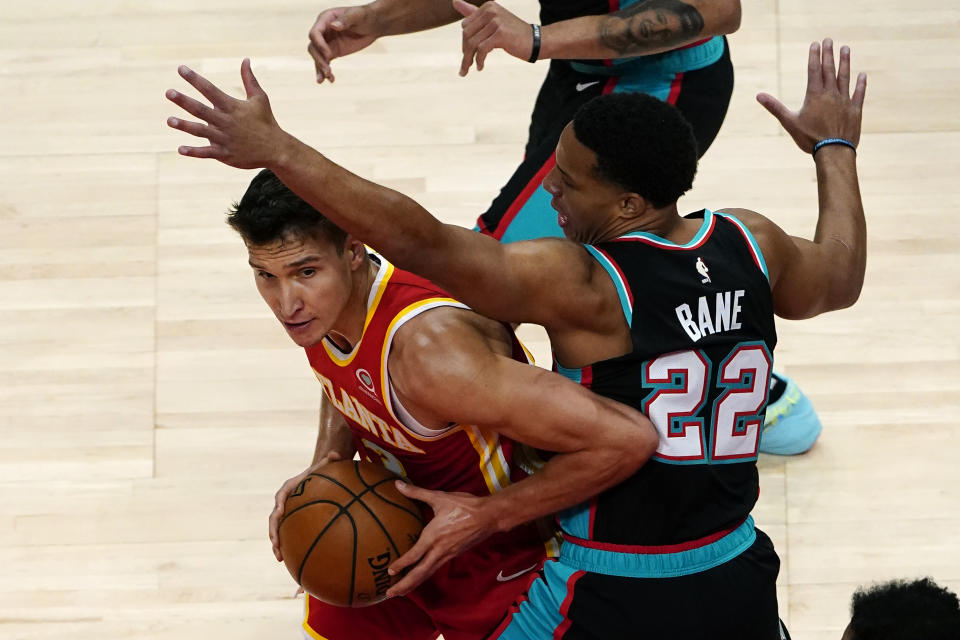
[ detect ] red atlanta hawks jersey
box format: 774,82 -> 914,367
304,254 -> 542,505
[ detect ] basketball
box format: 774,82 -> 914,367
278,460 -> 424,607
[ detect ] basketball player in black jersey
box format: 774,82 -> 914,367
167,37 -> 866,638
305,0 -> 822,457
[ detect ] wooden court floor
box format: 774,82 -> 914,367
1,1 -> 958,638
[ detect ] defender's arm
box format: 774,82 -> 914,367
453,0 -> 740,74
722,39 -> 867,319
166,60 -> 614,332
308,0 -> 488,81
383,310 -> 658,594
719,145 -> 865,319
277,134 -> 611,330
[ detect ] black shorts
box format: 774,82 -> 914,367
475,37 -> 734,242
491,523 -> 789,640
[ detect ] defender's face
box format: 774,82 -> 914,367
247,233 -> 354,348
542,124 -> 627,243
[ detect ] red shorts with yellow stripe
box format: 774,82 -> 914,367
302,529 -> 554,640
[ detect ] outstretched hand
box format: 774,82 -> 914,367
757,38 -> 867,153
166,59 -> 289,169
385,480 -> 498,597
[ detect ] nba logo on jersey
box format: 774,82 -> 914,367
356,368 -> 377,399
696,256 -> 711,284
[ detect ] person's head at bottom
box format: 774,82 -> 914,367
842,577 -> 960,640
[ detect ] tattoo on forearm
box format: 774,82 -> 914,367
599,0 -> 705,56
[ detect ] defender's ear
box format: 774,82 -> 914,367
619,192 -> 649,220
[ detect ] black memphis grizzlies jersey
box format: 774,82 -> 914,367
556,209 -> 777,546
540,0 -> 652,26
539,0 -> 608,26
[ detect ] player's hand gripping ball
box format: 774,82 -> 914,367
278,460 -> 424,606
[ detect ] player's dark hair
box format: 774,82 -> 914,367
572,93 -> 697,208
847,578 -> 960,640
227,169 -> 348,253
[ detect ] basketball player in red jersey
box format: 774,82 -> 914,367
166,38 -> 865,637
227,169 -> 657,639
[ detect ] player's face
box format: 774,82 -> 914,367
247,232 -> 359,348
543,124 -> 629,243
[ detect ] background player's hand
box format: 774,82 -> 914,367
308,5 -> 380,83
385,480 -> 496,597
166,59 -> 289,169
453,0 -> 534,76
268,451 -> 344,562
757,38 -> 867,153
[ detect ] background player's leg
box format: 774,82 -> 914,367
474,61 -> 594,242
759,373 -> 823,455
670,37 -> 735,157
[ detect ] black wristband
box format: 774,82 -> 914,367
812,138 -> 856,156
528,24 -> 541,63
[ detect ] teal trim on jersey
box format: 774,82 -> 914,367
498,186 -> 565,244
715,212 -> 769,281
554,361 -> 583,385
584,245 -> 633,326
619,208 -> 714,248
560,516 -> 756,578
495,561 -> 581,640
557,502 -> 591,539
570,36 -> 724,76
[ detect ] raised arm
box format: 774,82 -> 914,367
308,0 -> 486,82
451,0 -> 740,75
382,308 -> 659,594
733,39 -> 867,319
165,61 -> 616,334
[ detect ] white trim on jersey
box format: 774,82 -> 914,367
380,299 -> 470,439
322,251 -> 392,361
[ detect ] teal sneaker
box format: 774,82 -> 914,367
760,373 -> 822,455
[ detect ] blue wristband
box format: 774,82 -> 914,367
812,138 -> 856,156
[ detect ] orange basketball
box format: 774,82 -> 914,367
278,460 -> 424,607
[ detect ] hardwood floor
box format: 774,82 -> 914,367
1,1 -> 957,638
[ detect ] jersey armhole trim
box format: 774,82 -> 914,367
379,298 -> 471,441
584,244 -> 633,326
321,255 -> 395,366
715,212 -> 770,281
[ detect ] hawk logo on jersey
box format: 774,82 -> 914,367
696,256 -> 711,284
315,371 -> 426,454
356,368 -> 377,398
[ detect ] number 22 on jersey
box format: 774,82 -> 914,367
642,342 -> 772,464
